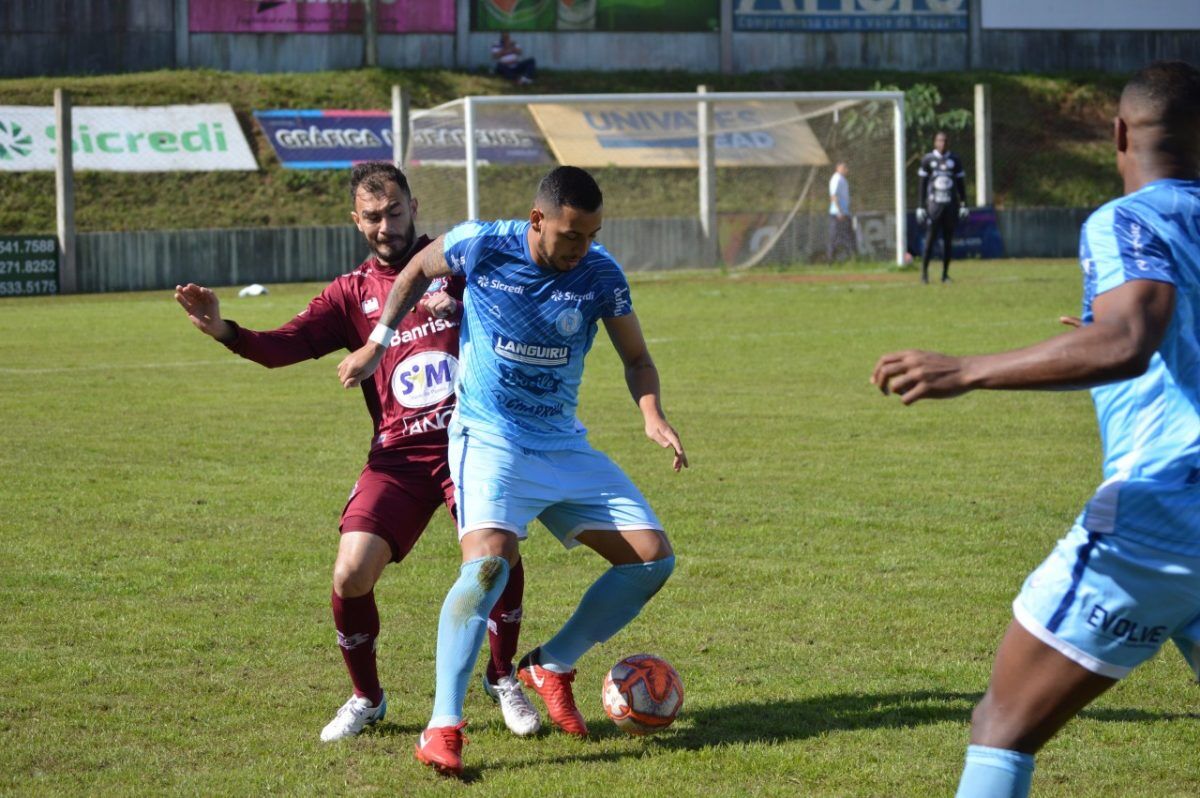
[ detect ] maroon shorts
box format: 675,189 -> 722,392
339,453 -> 456,563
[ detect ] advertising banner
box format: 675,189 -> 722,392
0,236 -> 58,297
981,0 -> 1199,30
734,0 -> 967,32
527,102 -> 830,168
908,207 -> 1005,259
189,0 -> 456,34
0,105 -> 257,172
254,108 -> 551,168
476,0 -> 718,32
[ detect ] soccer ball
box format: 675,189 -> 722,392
601,654 -> 684,735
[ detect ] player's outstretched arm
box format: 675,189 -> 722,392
336,236 -> 453,389
871,279 -> 1175,405
604,313 -> 688,472
175,283 -> 236,343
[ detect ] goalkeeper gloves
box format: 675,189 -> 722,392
915,208 -> 927,224
958,206 -> 970,220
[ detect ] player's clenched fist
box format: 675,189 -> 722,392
871,349 -> 972,405
421,290 -> 459,319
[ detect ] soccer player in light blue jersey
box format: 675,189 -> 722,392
338,166 -> 686,776
872,61 -> 1200,797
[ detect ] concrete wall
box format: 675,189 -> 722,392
3,0 -> 1198,77
0,0 -> 175,78
974,29 -> 1199,73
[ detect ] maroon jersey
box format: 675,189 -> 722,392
224,235 -> 462,463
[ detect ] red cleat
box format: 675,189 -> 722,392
517,648 -> 588,737
414,721 -> 468,777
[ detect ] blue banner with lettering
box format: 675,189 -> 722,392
254,109 -> 551,169
735,0 -> 967,32
908,207 -> 1005,260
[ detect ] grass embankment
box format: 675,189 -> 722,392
0,68 -> 1125,233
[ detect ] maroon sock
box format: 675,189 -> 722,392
331,590 -> 383,706
486,558 -> 525,683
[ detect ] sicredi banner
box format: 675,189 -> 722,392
254,109 -> 551,168
526,102 -> 830,168
0,105 -> 256,172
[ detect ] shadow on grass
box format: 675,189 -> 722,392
524,690 -> 1199,769
362,688 -> 1198,779
641,690 -> 980,750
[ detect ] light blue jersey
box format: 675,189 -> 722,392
443,219 -> 633,450
1077,178 -> 1200,554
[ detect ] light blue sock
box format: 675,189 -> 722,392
540,555 -> 675,671
955,745 -> 1034,798
428,556 -> 509,727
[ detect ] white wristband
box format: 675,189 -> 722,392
368,323 -> 395,347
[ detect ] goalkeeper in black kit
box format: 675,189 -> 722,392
916,131 -> 969,284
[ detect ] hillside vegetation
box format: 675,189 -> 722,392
0,67 -> 1125,233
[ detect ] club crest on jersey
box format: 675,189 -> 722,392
391,351 -> 459,408
493,334 -> 569,367
424,277 -> 448,295
361,297 -> 380,315
555,308 -> 583,337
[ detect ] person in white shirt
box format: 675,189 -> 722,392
827,162 -> 854,262
491,31 -> 537,86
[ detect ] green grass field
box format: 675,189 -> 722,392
2,260 -> 1197,796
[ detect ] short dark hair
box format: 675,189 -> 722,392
535,166 -> 603,214
349,161 -> 411,204
1124,60 -> 1200,129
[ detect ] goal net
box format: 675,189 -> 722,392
403,90 -> 905,270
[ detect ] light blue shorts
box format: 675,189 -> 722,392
448,423 -> 663,549
1013,523 -> 1200,679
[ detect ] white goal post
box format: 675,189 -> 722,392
408,89 -> 907,269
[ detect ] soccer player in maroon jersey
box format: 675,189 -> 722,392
174,162 -> 540,740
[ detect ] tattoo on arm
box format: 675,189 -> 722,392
378,239 -> 452,329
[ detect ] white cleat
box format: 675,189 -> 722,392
320,693 -> 387,742
483,675 -> 541,737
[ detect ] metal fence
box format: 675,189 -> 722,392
74,208 -> 1089,294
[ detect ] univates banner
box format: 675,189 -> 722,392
527,102 -> 830,168
0,104 -> 257,172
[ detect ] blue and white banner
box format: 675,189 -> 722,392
908,207 -> 1005,260
734,0 -> 967,32
254,108 -> 551,169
